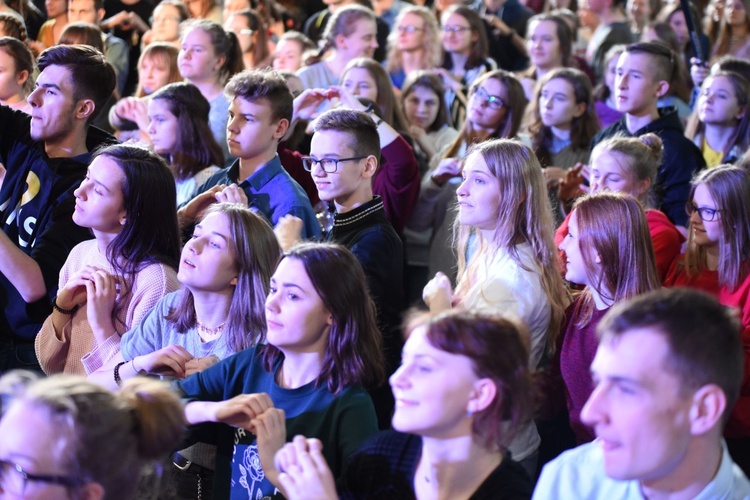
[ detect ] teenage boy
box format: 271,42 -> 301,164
179,69 -> 320,240
591,42 -> 705,227
0,45 -> 116,372
534,288 -> 750,499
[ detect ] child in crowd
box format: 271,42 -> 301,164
0,36 -> 32,113
176,243 -> 385,498
146,82 -> 223,205
272,30 -> 315,72
35,145 -> 181,376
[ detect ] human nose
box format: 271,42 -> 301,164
618,73 -> 628,89
265,288 -> 280,312
456,177 -> 469,197
580,382 -> 609,427
389,363 -> 410,390
73,179 -> 88,199
28,86 -> 41,107
544,97 -> 553,109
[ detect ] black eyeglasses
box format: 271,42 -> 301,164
397,25 -> 424,34
471,86 -> 505,110
685,202 -> 721,222
0,459 -> 84,496
302,156 -> 368,173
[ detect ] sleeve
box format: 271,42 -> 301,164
105,36 -> 129,96
535,306 -> 574,420
125,264 -> 181,335
657,141 -> 705,227
649,221 -> 683,282
176,350 -> 247,402
376,136 -> 420,234
118,294 -> 173,361
332,391 -> 379,475
287,205 -> 322,240
406,172 -> 449,232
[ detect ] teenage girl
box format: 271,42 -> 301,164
274,311 -> 536,499
384,6 -> 442,89
0,36 -> 33,113
592,44 -> 625,128
423,138 -> 569,476
664,165 -> 750,472
225,9 -> 272,70
35,144 -> 181,376
176,243 -> 386,498
518,13 -> 574,101
146,82 -> 224,205
554,191 -> 660,443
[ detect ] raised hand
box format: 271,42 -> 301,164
85,269 -> 119,344
275,436 -> 337,500
430,158 -> 462,187
253,408 -> 287,487
423,271 -> 455,314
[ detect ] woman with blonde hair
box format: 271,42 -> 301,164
0,374 -> 185,500
423,138 -> 569,476
384,6 -> 442,89
712,0 -> 750,61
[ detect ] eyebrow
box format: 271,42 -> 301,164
37,82 -> 62,92
87,171 -> 112,192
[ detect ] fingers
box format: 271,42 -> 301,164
215,184 -> 248,205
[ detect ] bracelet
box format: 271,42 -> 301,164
53,297 -> 78,315
374,117 -> 383,126
131,358 -> 146,375
114,361 -> 128,386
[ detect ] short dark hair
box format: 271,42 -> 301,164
261,243 -> 386,393
597,288 -> 743,424
313,109 -> 381,164
37,44 -> 116,123
624,41 -> 676,83
224,68 -> 293,123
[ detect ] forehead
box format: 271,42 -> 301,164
443,12 -> 469,26
592,327 -> 674,383
155,3 -> 179,15
198,210 -> 231,235
272,257 -> 314,288
591,149 -> 627,172
277,39 -> 302,53
530,19 -> 558,34
476,77 -> 505,96
37,64 -> 74,91
350,19 -> 376,36
183,28 -> 212,45
463,151 -> 491,174
0,401 -> 63,467
692,183 -> 717,207
230,96 -> 273,117
400,12 -> 424,25
408,85 -> 439,99
343,67 -> 376,82
310,129 -> 357,156
706,75 -> 736,92
542,77 -> 574,95
69,0 -> 95,9
617,51 -> 654,73
148,97 -> 173,114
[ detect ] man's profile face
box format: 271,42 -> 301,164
580,328 -> 696,484
68,0 -> 100,24
309,129 -> 367,204
28,64 -> 79,144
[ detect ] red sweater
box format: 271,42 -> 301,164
665,259 -> 750,438
554,209 -> 683,281
279,136 -> 420,234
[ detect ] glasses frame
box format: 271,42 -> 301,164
441,25 -> 472,34
685,202 -> 722,222
0,460 -> 84,496
397,25 -> 424,34
301,156 -> 369,173
471,86 -> 505,110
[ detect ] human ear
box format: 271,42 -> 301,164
636,177 -> 652,197
468,378 -> 497,414
76,99 -> 96,120
737,105 -> 746,121
16,69 -> 29,86
688,384 -> 726,436
229,276 -> 238,286
96,8 -> 105,23
78,481 -> 105,500
273,118 -> 289,140
573,102 -> 586,119
361,155 -> 378,179
655,80 -> 670,98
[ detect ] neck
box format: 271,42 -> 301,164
449,52 -> 470,73
640,438 -> 723,500
588,286 -> 613,310
470,123 -> 498,143
625,107 -> 660,134
243,52 -> 255,70
44,128 -> 89,158
598,8 -> 624,25
550,125 -> 572,140
93,229 -> 120,258
402,50 -> 425,72
706,244 -> 720,271
325,52 -> 351,79
277,350 -> 323,389
732,23 -> 748,37
418,435 -> 502,498
191,287 -> 233,328
1,93 -> 25,106
189,78 -> 223,102
333,189 -> 374,215
238,150 -> 276,181
704,123 -> 737,153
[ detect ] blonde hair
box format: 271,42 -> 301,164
0,374 -> 185,500
454,139 -> 569,350
385,6 -> 442,74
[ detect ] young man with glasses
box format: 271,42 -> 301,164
591,42 -> 706,227
179,69 -> 320,240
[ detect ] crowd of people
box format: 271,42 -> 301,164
0,0 -> 749,498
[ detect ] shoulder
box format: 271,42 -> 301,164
474,456 -> 532,499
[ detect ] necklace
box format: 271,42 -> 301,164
196,320 -> 226,340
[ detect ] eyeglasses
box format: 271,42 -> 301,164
150,15 -> 181,24
442,25 -> 472,34
301,156 -> 368,173
471,86 -> 505,110
0,460 -> 84,496
685,202 -> 721,222
397,25 -> 424,34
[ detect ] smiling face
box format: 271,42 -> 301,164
308,128 -> 372,207
27,64 -> 80,146
147,98 -> 178,155
698,75 -> 745,127
615,51 -> 665,116
590,150 -> 645,197
0,402 -> 74,499
539,77 -> 584,130
528,20 -> 563,70
341,67 -> 378,101
178,211 -> 239,292
403,85 -> 440,130
456,152 -> 500,232
338,19 -> 378,60
389,324 -> 480,438
581,329 -> 696,483
265,257 -> 332,355
178,28 -> 223,82
689,183 -> 722,249
72,155 -> 126,234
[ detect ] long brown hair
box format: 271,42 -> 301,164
261,243 -> 386,393
135,43 -> 181,98
683,165 -> 750,291
454,139 -> 569,351
443,70 -> 527,160
167,203 -> 281,352
385,6 -> 442,74
528,67 -> 600,167
571,192 -> 661,326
